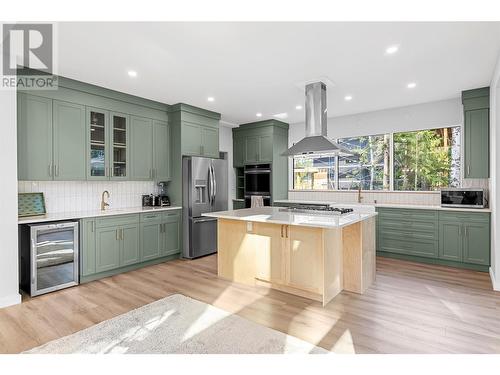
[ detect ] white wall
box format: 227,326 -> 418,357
219,124 -> 235,209
0,89 -> 22,308
489,53 -> 500,291
289,98 -> 462,145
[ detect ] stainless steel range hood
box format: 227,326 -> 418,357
283,82 -> 351,157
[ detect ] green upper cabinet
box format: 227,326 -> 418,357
232,119 -> 289,202
201,126 -> 219,158
233,137 -> 245,167
130,116 -> 154,180
87,107 -> 110,180
462,87 -> 489,178
53,100 -> 86,180
110,112 -> 130,180
17,93 -> 53,181
153,120 -> 171,181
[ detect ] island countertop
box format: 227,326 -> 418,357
203,206 -> 377,229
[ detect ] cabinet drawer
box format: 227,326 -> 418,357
96,214 -> 140,228
378,219 -> 437,234
162,210 -> 181,221
378,208 -> 438,222
378,238 -> 438,258
140,212 -> 163,223
380,228 -> 437,242
438,211 -> 490,223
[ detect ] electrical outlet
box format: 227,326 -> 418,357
246,222 -> 253,232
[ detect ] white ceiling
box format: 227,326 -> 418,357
56,22 -> 500,125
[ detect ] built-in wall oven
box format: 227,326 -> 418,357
244,164 -> 271,208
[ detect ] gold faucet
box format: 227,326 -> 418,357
101,190 -> 110,211
357,186 -> 363,203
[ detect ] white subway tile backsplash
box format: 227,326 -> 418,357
19,181 -> 159,213
288,190 -> 442,206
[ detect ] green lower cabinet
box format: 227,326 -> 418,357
463,222 -> 490,265
438,221 -> 463,261
141,220 -> 163,261
95,226 -> 121,273
162,212 -> 181,256
81,219 -> 96,276
121,224 -> 140,266
377,207 -> 491,271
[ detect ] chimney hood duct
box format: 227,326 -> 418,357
282,82 -> 352,157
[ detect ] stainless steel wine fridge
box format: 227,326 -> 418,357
19,221 -> 79,296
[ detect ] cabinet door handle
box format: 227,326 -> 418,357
55,165 -> 59,177
116,229 -> 119,240
467,164 -> 470,176
92,221 -> 95,233
48,164 -> 52,177
280,225 -> 284,238
464,226 -> 468,238
285,225 -> 289,238
459,225 -> 462,236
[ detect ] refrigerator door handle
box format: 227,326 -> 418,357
209,164 -> 215,205
212,164 -> 217,201
207,165 -> 212,205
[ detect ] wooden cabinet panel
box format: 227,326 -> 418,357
463,223 -> 490,265
254,223 -> 285,284
17,93 -> 53,181
153,120 -> 171,181
121,224 -> 140,266
130,116 -> 153,180
53,100 -> 86,180
95,227 -> 120,273
287,225 -> 323,293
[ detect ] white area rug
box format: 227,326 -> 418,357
25,294 -> 329,354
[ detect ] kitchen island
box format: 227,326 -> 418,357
203,207 -> 377,306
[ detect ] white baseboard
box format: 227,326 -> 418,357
489,267 -> 499,291
0,293 -> 21,309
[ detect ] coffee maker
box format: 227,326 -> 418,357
157,181 -> 170,207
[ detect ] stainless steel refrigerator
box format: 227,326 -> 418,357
182,156 -> 228,259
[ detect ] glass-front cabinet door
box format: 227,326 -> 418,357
110,112 -> 129,179
87,107 -> 109,180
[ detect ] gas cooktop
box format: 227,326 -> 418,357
279,205 -> 354,215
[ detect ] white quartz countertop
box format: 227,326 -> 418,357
18,206 -> 182,224
273,199 -> 492,213
203,207 -> 377,229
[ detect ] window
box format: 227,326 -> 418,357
337,134 -> 390,190
393,127 -> 461,191
292,126 -> 461,191
293,156 -> 336,190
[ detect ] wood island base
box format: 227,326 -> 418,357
216,217 -> 376,306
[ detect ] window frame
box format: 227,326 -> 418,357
291,125 -> 462,192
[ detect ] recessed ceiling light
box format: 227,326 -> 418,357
256,113 -> 262,117
344,95 -> 353,101
407,82 -> 417,89
207,97 -> 215,102
295,105 -> 303,110
273,112 -> 288,119
127,70 -> 137,78
385,45 -> 399,55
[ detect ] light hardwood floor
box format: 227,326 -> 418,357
0,255 -> 499,354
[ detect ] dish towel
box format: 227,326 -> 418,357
251,195 -> 264,208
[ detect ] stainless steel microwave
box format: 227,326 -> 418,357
440,188 -> 486,209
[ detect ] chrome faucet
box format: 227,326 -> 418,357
357,186 -> 363,203
101,190 -> 110,211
